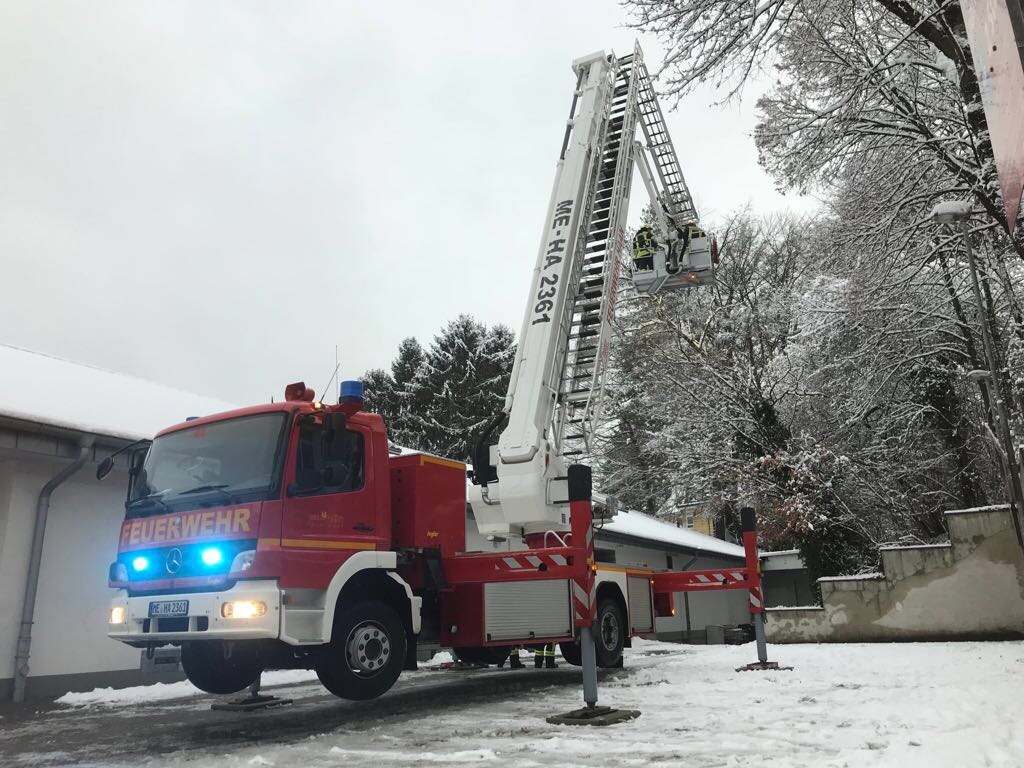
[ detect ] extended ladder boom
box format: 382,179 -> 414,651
470,45 -> 711,536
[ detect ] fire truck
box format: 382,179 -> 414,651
104,46 -> 762,703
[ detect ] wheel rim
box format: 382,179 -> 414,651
345,621 -> 391,676
599,609 -> 620,651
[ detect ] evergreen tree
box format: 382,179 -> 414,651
389,337 -> 427,448
360,318 -> 514,459
408,315 -> 515,460
359,368 -> 396,419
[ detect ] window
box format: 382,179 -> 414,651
666,555 -> 674,570
128,413 -> 287,515
594,547 -> 617,564
685,511 -> 695,529
294,420 -> 365,494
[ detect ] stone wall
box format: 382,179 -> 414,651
766,505 -> 1024,643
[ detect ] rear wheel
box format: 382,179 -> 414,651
595,597 -> 626,668
181,641 -> 261,695
315,601 -> 407,700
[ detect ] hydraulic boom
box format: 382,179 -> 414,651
469,45 -> 714,537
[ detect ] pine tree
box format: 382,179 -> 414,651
389,337 -> 427,448
359,319 -> 514,459
407,315 -> 515,460
360,368 -> 396,419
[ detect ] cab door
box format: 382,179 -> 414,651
278,413 -> 382,587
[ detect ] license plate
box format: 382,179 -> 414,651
148,600 -> 189,618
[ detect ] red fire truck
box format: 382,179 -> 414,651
105,47 -> 765,703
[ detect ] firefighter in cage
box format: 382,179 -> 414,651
632,226 -> 656,272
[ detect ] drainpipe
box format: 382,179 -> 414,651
12,436 -> 94,703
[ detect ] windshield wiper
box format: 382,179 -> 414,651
178,483 -> 239,503
127,492 -> 171,514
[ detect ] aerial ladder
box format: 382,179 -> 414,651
468,44 -> 714,538
464,46 -> 776,722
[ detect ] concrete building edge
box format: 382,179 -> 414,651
767,631 -> 1024,645
0,667 -> 184,702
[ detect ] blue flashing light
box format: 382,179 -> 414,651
201,547 -> 223,566
340,379 -> 364,404
132,556 -> 149,572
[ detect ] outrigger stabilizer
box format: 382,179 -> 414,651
550,499 -> 788,726
548,466 -> 641,726
210,673 -> 293,712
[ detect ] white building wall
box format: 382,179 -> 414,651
30,468 -> 139,678
0,453 -> 141,697
0,459 -> 27,682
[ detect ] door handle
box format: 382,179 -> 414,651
353,523 -> 374,533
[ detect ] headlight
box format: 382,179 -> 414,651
109,606 -> 127,625
221,600 -> 267,619
229,550 -> 256,573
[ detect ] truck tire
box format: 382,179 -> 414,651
316,600 -> 407,701
181,641 -> 261,695
558,641 -> 582,666
452,646 -> 511,666
594,596 -> 626,668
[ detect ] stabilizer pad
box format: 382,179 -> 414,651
546,705 -> 641,726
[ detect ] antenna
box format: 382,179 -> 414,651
320,344 -> 341,404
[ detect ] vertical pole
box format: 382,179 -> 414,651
961,220 -> 1024,547
740,507 -> 768,665
568,464 -> 598,709
580,625 -> 599,707
753,613 -> 768,665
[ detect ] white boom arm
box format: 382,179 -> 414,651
469,46 -> 710,537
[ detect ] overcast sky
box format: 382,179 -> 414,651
1,1 -> 814,405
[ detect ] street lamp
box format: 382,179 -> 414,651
930,201 -> 1024,546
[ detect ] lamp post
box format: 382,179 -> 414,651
931,201 -> 1024,547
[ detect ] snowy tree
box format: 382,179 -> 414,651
360,368 -> 397,419
361,318 -> 515,460
408,316 -> 515,460
613,0 -> 1022,576
388,337 -> 428,448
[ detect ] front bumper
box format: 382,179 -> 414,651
108,580 -> 281,645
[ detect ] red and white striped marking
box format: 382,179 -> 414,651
494,552 -> 569,571
691,571 -> 745,584
748,583 -> 764,613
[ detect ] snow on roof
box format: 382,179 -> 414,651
600,507 -> 745,559
0,343 -> 238,441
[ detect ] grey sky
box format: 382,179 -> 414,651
1,1 -> 812,406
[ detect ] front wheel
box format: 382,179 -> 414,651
315,601 -> 407,701
181,641 -> 261,695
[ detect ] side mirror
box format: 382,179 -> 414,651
96,456 -> 115,481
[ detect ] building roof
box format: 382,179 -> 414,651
0,343 -> 237,441
599,507 -> 745,559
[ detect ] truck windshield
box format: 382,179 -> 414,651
127,412 -> 287,515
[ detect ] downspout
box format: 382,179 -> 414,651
12,436 -> 94,703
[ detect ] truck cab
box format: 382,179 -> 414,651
107,383 -> 422,700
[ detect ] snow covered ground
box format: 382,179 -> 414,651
15,640 -> 1024,767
